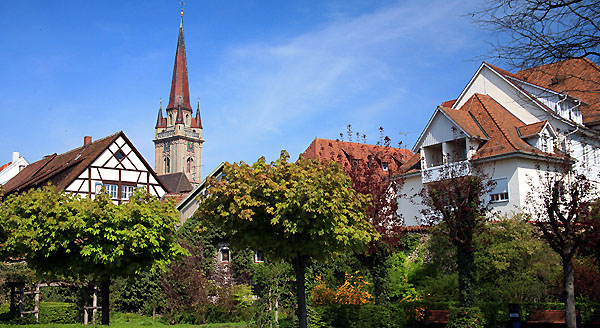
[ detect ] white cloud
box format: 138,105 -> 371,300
195,0 -> 484,175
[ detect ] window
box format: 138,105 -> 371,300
18,165 -> 25,172
490,177 -> 509,202
187,158 -> 193,173
219,247 -> 230,263
104,184 -> 118,199
254,249 -> 265,263
382,162 -> 389,171
165,157 -> 170,173
115,150 -> 125,161
352,159 -> 359,167
121,185 -> 135,200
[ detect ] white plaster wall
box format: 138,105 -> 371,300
456,66 -> 552,125
397,174 -> 427,226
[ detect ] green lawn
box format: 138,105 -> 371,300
0,312 -> 247,328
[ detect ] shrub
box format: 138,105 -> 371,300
447,307 -> 485,328
313,304 -> 407,328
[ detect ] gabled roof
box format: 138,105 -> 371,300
177,162 -> 225,211
158,172 -> 193,194
407,94 -> 563,174
485,59 -> 600,126
517,121 -> 554,139
514,58 -> 600,125
2,131 -> 166,195
301,138 -> 412,173
0,162 -> 11,173
412,106 -> 488,153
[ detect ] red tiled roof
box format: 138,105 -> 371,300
0,161 -> 11,173
440,107 -> 488,140
489,59 -> 600,126
302,138 -> 412,173
440,99 -> 457,108
158,172 -> 193,194
1,132 -> 162,196
464,94 -> 560,160
518,121 -> 548,138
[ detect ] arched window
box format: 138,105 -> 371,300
165,157 -> 170,173
186,114 -> 190,126
186,158 -> 193,173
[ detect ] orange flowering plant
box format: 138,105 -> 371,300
311,271 -> 373,305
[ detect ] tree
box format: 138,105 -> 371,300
472,0 -> 600,68
419,172 -> 492,307
525,160 -> 599,328
197,151 -> 377,328
0,185 -> 184,325
334,125 -> 407,304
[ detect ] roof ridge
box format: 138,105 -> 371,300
474,94 -> 519,151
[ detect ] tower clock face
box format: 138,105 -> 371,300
187,141 -> 194,151
164,142 -> 170,152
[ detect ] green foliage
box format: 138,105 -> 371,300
0,302 -> 79,324
113,270 -> 164,314
475,214 -> 561,302
309,304 -> 407,328
0,186 -> 184,281
447,307 -> 485,328
387,252 -> 424,302
197,151 -> 377,262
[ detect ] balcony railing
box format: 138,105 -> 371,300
157,128 -> 175,139
185,129 -> 199,138
421,160 -> 472,183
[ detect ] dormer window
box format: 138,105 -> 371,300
382,162 -> 389,171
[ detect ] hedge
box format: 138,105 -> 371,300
0,302 -> 79,324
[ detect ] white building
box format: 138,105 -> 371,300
399,59 -> 600,225
3,132 -> 167,203
0,152 -> 29,185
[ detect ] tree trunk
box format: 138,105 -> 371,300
563,256 -> 577,328
371,248 -> 390,305
293,255 -> 308,328
456,243 -> 475,307
101,279 -> 110,325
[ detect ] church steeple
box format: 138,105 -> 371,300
154,8 -> 203,184
166,9 -> 192,111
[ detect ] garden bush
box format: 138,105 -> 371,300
447,307 -> 485,328
311,303 -> 407,328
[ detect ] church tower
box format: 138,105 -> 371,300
154,9 -> 203,183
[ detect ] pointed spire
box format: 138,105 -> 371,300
166,10 -> 192,111
192,98 -> 203,128
155,99 -> 166,128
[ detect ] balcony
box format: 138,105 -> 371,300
185,129 -> 200,138
421,160 -> 472,183
157,127 -> 175,139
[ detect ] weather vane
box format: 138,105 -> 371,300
180,0 -> 185,16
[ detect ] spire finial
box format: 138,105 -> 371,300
160,98 -> 162,109
180,0 -> 185,27
197,97 -> 200,109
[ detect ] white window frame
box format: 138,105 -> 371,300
104,183 -> 119,199
219,246 -> 230,263
382,162 -> 389,171
121,185 -> 136,200
490,177 -> 509,203
254,249 -> 265,263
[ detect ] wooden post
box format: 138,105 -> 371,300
34,284 -> 40,323
18,285 -> 24,320
92,284 -> 98,325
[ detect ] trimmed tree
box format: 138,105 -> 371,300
525,160 -> 599,328
197,151 -> 377,328
0,185 -> 184,325
419,173 -> 492,307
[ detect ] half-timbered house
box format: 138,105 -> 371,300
2,131 -> 167,202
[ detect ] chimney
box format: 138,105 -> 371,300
84,136 -> 92,146
12,152 -> 19,163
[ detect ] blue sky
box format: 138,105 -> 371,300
0,0 -> 496,179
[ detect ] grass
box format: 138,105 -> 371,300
0,312 -> 248,328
